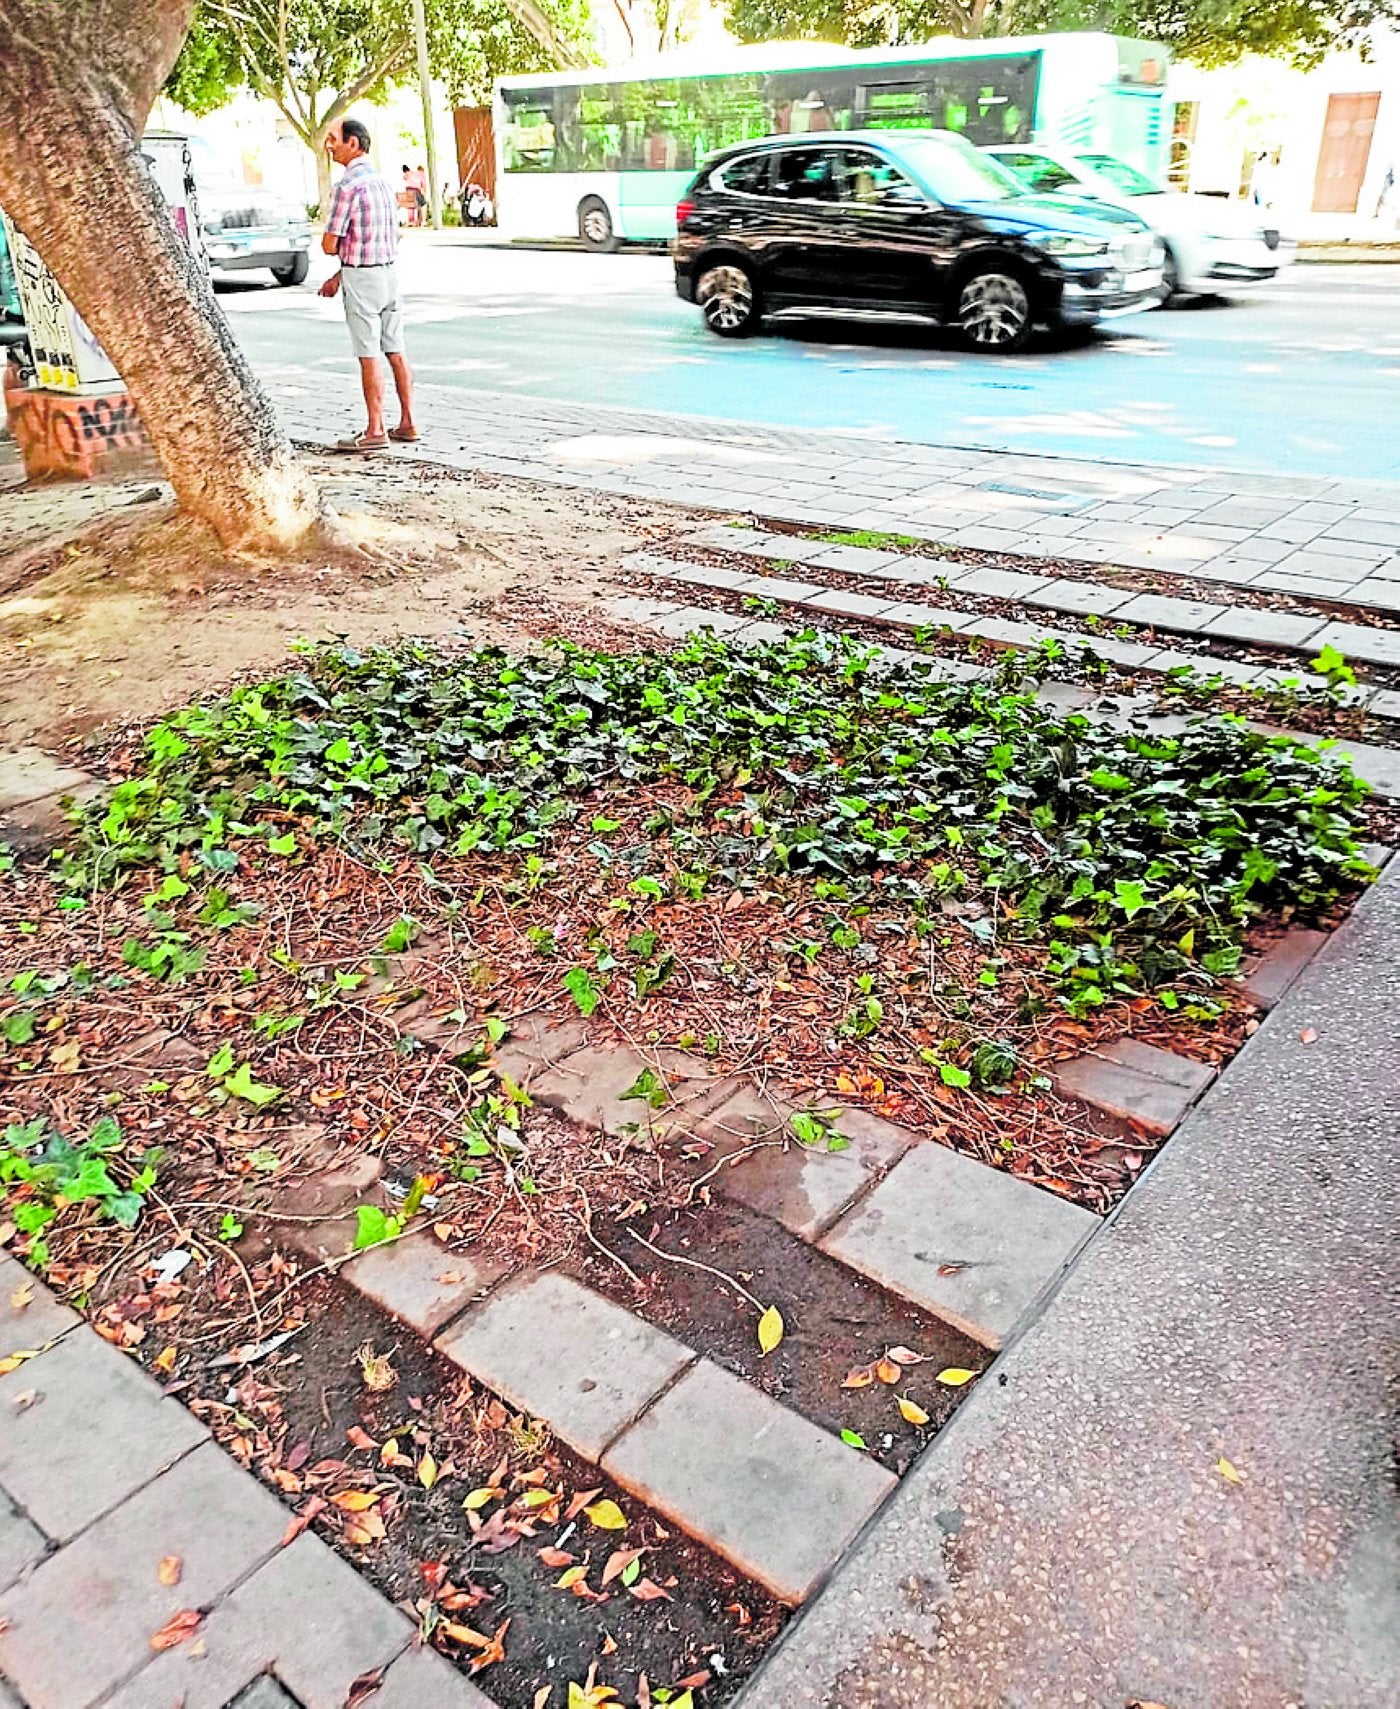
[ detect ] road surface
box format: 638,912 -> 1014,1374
220,241 -> 1400,480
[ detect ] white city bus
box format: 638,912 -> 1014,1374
495,33 -> 1170,248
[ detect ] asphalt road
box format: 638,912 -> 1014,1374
220,240 -> 1400,480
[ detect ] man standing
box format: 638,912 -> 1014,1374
319,118 -> 418,453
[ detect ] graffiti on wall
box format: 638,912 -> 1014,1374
4,381 -> 154,481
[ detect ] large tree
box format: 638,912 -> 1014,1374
726,0 -> 1400,67
0,0 -> 321,553
167,0 -> 594,214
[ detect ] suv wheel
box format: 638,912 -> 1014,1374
957,266 -> 1032,352
696,262 -> 759,337
272,253 -> 309,287
578,198 -> 619,252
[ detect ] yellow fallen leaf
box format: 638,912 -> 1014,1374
331,1489 -> 379,1512
463,1486 -> 500,1511
157,1555 -> 182,1586
1216,1457 -> 1245,1485
757,1305 -> 784,1355
519,1487 -> 558,1509
417,1452 -> 438,1489
153,1345 -> 177,1375
897,1396 -> 930,1427
934,1367 -> 976,1388
874,1357 -> 902,1385
9,1282 -> 33,1311
554,1563 -> 589,1590
583,1498 -> 627,1531
0,1350 -> 39,1377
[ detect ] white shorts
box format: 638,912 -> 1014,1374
341,264 -> 403,358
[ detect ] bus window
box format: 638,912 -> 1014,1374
502,90 -> 557,171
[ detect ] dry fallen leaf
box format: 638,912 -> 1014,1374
0,1350 -> 39,1377
331,1489 -> 381,1512
934,1367 -> 977,1388
9,1282 -> 33,1312
149,1609 -> 201,1651
897,1396 -> 931,1427
417,1452 -> 439,1489
841,1364 -> 875,1390
468,1616 -> 510,1675
346,1425 -> 377,1453
463,1486 -> 501,1512
554,1564 -> 589,1590
887,1345 -> 925,1364
629,1577 -> 672,1602
757,1304 -> 784,1355
345,1667 -> 386,1709
601,1546 -> 644,1586
152,1345 -> 177,1375
10,1389 -> 37,1412
583,1498 -> 627,1531
156,1555 -> 182,1587
1299,1027 -> 1318,1044
1215,1457 -> 1245,1485
874,1357 -> 902,1385
537,1546 -> 577,1569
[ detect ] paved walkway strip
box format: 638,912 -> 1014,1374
285,383 -> 1400,610
1051,1037 -> 1217,1138
746,852 -> 1400,1709
0,1260 -> 487,1709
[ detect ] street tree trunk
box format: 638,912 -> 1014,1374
0,0 -> 322,554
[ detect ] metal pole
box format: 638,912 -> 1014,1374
411,0 -> 441,229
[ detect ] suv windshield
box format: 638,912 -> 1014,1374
1077,153 -> 1163,197
893,137 -> 1026,204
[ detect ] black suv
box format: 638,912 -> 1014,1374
674,129 -> 1163,352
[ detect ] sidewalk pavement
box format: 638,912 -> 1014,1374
285,383 -> 1400,612
0,1264 -> 487,1708
745,856 -> 1400,1709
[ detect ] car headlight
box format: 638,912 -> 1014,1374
1029,232 -> 1110,258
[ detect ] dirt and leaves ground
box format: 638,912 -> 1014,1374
0,619 -> 1378,1705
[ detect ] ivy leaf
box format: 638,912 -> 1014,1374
938,1062 -> 971,1090
266,832 -> 298,856
205,1042 -> 235,1078
1114,878 -> 1147,919
619,1066 -> 668,1109
840,1428 -> 867,1450
222,1062 -> 282,1106
562,967 -> 599,1017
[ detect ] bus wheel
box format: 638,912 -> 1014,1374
956,265 -> 1032,352
578,198 -> 619,252
697,262 -> 759,337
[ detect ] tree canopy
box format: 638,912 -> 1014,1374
724,0 -> 1400,69
166,0 -> 594,153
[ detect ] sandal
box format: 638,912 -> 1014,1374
389,425 -> 421,443
333,432 -> 390,454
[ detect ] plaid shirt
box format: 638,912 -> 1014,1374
326,158 -> 397,267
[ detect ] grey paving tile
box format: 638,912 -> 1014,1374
1113,592 -> 1226,634
341,1231 -> 505,1341
372,1641 -> 495,1706
1053,1038 -> 1216,1138
733,574 -> 824,603
949,566 -> 1052,601
651,606 -> 750,640
820,1142 -> 1097,1350
1368,688 -> 1400,722
1024,580 -> 1133,618
803,588 -> 900,620
1274,545 -> 1390,580
603,1360 -> 896,1605
1202,606 -> 1326,649
527,1042 -> 725,1141
1346,578 -> 1400,614
1307,621 -> 1400,668
435,1272 -> 695,1461
947,526 -> 1036,552
1241,930 -> 1330,1010
806,544 -> 907,576
0,749 -> 95,812
0,1497 -> 46,1593
878,602 -> 974,632
0,1442 -> 285,1709
0,1258 -> 79,1348
1322,517 -> 1400,550
633,558 -> 754,593
745,535 -> 828,563
696,1085 -> 916,1240
105,1533 -> 413,1709
0,1331 -> 204,1543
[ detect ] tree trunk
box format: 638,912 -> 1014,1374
315,137 -> 333,220
0,1 -> 322,554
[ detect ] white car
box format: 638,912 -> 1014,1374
985,145 -> 1293,300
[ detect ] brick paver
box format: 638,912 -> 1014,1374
106,1532 -> 414,1709
819,1142 -> 1097,1348
0,1441 -> 285,1708
373,1639 -> 496,1707
342,1229 -> 505,1339
697,1086 -> 914,1240
527,1041 -> 728,1141
1241,928 -> 1331,1009
0,1328 -> 204,1543
1053,1036 -> 1217,1136
0,1255 -> 79,1347
229,1680 -> 300,1709
435,1271 -> 696,1460
602,1358 -> 896,1605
